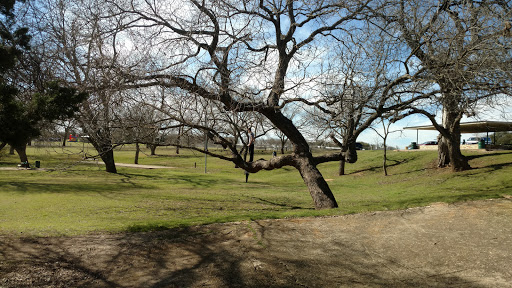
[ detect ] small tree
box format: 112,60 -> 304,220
371,117 -> 402,176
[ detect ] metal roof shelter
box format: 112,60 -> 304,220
403,121 -> 512,143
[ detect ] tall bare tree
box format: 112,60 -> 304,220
379,0 -> 512,171
100,0 -> 381,209
311,18 -> 433,175
30,0 -> 136,173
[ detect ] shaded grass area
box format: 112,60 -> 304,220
0,144 -> 511,236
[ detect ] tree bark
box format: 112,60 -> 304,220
14,144 -> 28,164
437,134 -> 449,167
149,144 -> 157,155
383,132 -> 389,176
338,141 -> 357,176
62,127 -> 70,147
437,104 -> 470,171
176,126 -> 181,154
89,138 -> 117,173
279,136 -> 287,154
437,131 -> 470,171
262,109 -> 338,209
338,158 -> 346,176
383,144 -> 388,176
446,136 -> 470,171
297,155 -> 338,209
100,148 -> 117,173
0,142 -> 6,152
9,145 -> 15,155
134,142 -> 140,164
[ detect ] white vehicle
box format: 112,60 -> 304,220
466,137 -> 491,145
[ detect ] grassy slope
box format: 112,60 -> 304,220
0,143 -> 510,236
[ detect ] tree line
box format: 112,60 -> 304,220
1,0 -> 510,209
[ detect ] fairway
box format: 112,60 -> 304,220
1,145 -> 512,287
0,144 -> 511,236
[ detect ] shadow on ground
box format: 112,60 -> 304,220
1,198 -> 511,287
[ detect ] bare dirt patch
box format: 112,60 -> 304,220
1,198 -> 511,287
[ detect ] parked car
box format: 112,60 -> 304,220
355,142 -> 363,150
420,141 -> 437,145
466,137 -> 491,145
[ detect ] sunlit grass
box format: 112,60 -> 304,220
0,143 -> 511,236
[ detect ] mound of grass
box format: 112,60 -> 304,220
0,144 -> 510,236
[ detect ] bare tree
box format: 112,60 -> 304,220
311,18 -> 433,175
371,117 -> 402,176
30,0 -> 137,173
98,0 -> 384,209
379,0 -> 512,171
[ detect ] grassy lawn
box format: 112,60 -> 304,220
0,143 -> 511,236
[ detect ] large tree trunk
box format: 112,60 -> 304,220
100,148 -> 117,173
90,137 -> 117,173
0,142 -> 6,151
446,135 -> 470,171
438,105 -> 470,171
437,134 -> 450,167
297,155 -> 338,209
14,144 -> 28,164
438,134 -> 469,171
261,109 -> 339,209
9,145 -> 15,155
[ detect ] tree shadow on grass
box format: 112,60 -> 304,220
117,172 -> 162,180
116,172 -> 222,188
348,158 -> 410,175
0,219 -> 495,288
245,196 -> 311,210
465,151 -> 512,161
0,181 -> 136,195
479,162 -> 512,172
465,151 -> 512,172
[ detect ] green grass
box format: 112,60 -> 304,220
0,143 -> 511,236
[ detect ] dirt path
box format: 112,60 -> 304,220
0,162 -> 175,170
83,161 -> 176,169
1,198 -> 511,287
